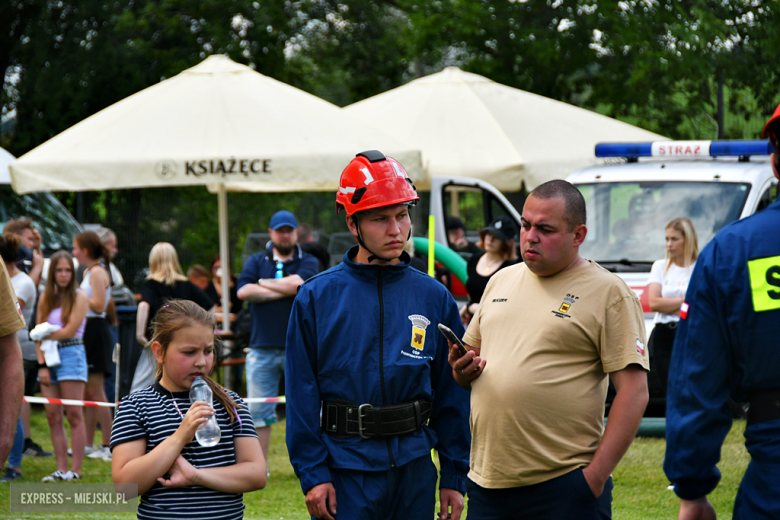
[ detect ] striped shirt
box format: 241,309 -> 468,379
111,382 -> 258,520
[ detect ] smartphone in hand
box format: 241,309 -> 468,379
438,323 -> 468,357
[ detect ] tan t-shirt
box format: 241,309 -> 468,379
0,262 -> 26,337
463,261 -> 648,489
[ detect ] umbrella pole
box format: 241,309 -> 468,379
218,183 -> 231,333
218,183 -> 233,389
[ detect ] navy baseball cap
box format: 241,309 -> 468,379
270,210 -> 298,230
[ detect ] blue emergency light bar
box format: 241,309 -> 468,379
595,140 -> 774,159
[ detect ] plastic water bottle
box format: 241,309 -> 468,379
189,377 -> 221,447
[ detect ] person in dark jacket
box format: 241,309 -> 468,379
664,103 -> 780,520
237,211 -> 319,466
285,151 -> 471,520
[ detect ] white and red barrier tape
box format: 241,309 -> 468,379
24,396 -> 116,407
24,396 -> 286,407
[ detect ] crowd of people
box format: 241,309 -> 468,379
0,104 -> 779,519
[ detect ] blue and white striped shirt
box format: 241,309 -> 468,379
111,382 -> 258,520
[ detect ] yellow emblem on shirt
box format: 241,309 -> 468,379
408,315 -> 431,350
558,295 -> 575,314
411,327 -> 426,350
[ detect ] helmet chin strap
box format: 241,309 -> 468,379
352,214 -> 413,264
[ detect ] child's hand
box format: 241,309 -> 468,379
177,401 -> 215,443
157,455 -> 199,488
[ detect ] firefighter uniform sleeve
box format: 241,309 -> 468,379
428,294 -> 471,494
285,286 -> 332,495
663,242 -> 731,500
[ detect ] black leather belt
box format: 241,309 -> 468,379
323,399 -> 432,439
655,321 -> 679,330
748,388 -> 780,425
58,339 -> 83,348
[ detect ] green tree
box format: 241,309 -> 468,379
400,0 -> 779,139
2,0 -> 295,155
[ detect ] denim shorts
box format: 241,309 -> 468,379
246,347 -> 285,427
46,344 -> 89,385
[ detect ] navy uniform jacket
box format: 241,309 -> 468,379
664,198 -> 780,500
285,247 -> 471,495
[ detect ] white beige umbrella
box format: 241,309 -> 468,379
10,54 -> 422,329
1,146 -> 15,184
345,66 -> 666,191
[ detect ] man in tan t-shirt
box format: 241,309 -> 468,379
0,260 -> 26,466
449,180 -> 649,520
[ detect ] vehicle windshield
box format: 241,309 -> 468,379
576,181 -> 750,263
0,186 -> 82,253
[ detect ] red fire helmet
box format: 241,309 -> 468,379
762,102 -> 780,141
336,150 -> 419,216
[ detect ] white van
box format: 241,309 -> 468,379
430,139 -> 776,413
432,140 -> 776,323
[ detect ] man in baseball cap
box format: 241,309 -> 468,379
237,209 -> 319,467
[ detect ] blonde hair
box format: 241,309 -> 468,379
665,217 -> 699,273
147,242 -> 187,285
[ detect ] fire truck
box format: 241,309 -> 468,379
430,139 -> 777,414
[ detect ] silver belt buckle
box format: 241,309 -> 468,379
358,403 -> 373,439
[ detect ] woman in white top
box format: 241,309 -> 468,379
72,231 -> 113,461
648,217 -> 699,395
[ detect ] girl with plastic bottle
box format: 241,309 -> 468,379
111,300 -> 266,520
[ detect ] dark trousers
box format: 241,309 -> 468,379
649,322 -> 678,396
322,455 -> 438,520
734,460 -> 780,520
466,467 -> 613,520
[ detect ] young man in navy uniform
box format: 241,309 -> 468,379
285,151 -> 470,520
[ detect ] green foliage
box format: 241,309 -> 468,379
3,0 -> 779,287
404,0 -> 779,139
1,0 -> 295,154
4,0 -> 779,149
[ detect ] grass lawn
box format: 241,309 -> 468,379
1,405 -> 749,519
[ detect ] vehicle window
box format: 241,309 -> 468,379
576,182 -> 750,263
443,185 -> 485,242
0,186 -> 82,253
488,193 -> 511,224
755,186 -> 775,213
